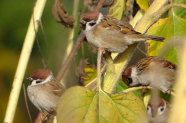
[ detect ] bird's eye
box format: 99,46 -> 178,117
127,77 -> 133,85
89,22 -> 96,26
147,106 -> 149,111
147,105 -> 151,116
160,107 -> 164,112
158,106 -> 165,115
36,80 -> 42,84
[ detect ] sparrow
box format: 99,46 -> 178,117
122,56 -> 176,93
147,97 -> 170,123
80,11 -> 164,53
27,69 -> 65,115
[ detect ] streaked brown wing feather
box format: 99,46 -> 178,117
162,59 -> 176,70
151,56 -> 176,70
136,57 -> 153,74
44,80 -> 65,96
101,16 -> 139,34
136,56 -> 176,74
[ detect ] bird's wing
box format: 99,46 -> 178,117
161,59 -> 176,70
136,57 -> 153,74
136,56 -> 176,73
44,80 -> 65,96
101,16 -> 140,35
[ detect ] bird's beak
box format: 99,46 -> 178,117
80,20 -> 86,30
26,77 -> 33,85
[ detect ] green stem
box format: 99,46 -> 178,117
123,86 -> 152,93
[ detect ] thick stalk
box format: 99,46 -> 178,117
135,0 -> 168,32
169,38 -> 186,123
3,0 -> 47,122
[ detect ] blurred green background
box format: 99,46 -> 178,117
0,0 -> 79,122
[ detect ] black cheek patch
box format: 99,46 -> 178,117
89,22 -> 96,26
127,77 -> 133,85
82,24 -> 86,30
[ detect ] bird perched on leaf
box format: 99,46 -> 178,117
80,11 -> 164,53
27,69 -> 65,119
122,56 -> 176,93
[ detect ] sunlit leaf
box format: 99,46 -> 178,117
147,4 -> 186,64
174,0 -> 186,18
116,80 -> 128,93
116,80 -> 142,98
57,86 -> 98,123
108,0 -> 125,20
136,0 -> 149,11
57,86 -> 148,123
100,91 -> 148,123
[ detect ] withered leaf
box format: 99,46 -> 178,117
52,0 -> 74,27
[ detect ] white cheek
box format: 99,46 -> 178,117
85,23 -> 96,31
30,75 -> 53,86
85,13 -> 103,32
130,67 -> 140,86
158,106 -> 166,115
30,80 -> 39,86
147,106 -> 152,117
97,13 -> 103,23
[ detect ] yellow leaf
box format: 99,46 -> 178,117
136,0 -> 149,11
57,86 -> 148,123
108,0 -> 125,20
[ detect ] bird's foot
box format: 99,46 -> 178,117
99,47 -> 106,54
166,89 -> 173,95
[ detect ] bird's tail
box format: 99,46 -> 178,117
143,35 -> 165,41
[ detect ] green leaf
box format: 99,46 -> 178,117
108,0 -> 125,20
147,4 -> 186,64
57,86 -> 98,123
116,80 -> 142,98
57,86 -> 148,123
116,80 -> 128,93
136,0 -> 149,11
100,90 -> 148,123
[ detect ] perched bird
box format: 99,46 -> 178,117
27,69 -> 65,115
80,11 -> 164,53
122,56 -> 176,93
147,97 -> 170,123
